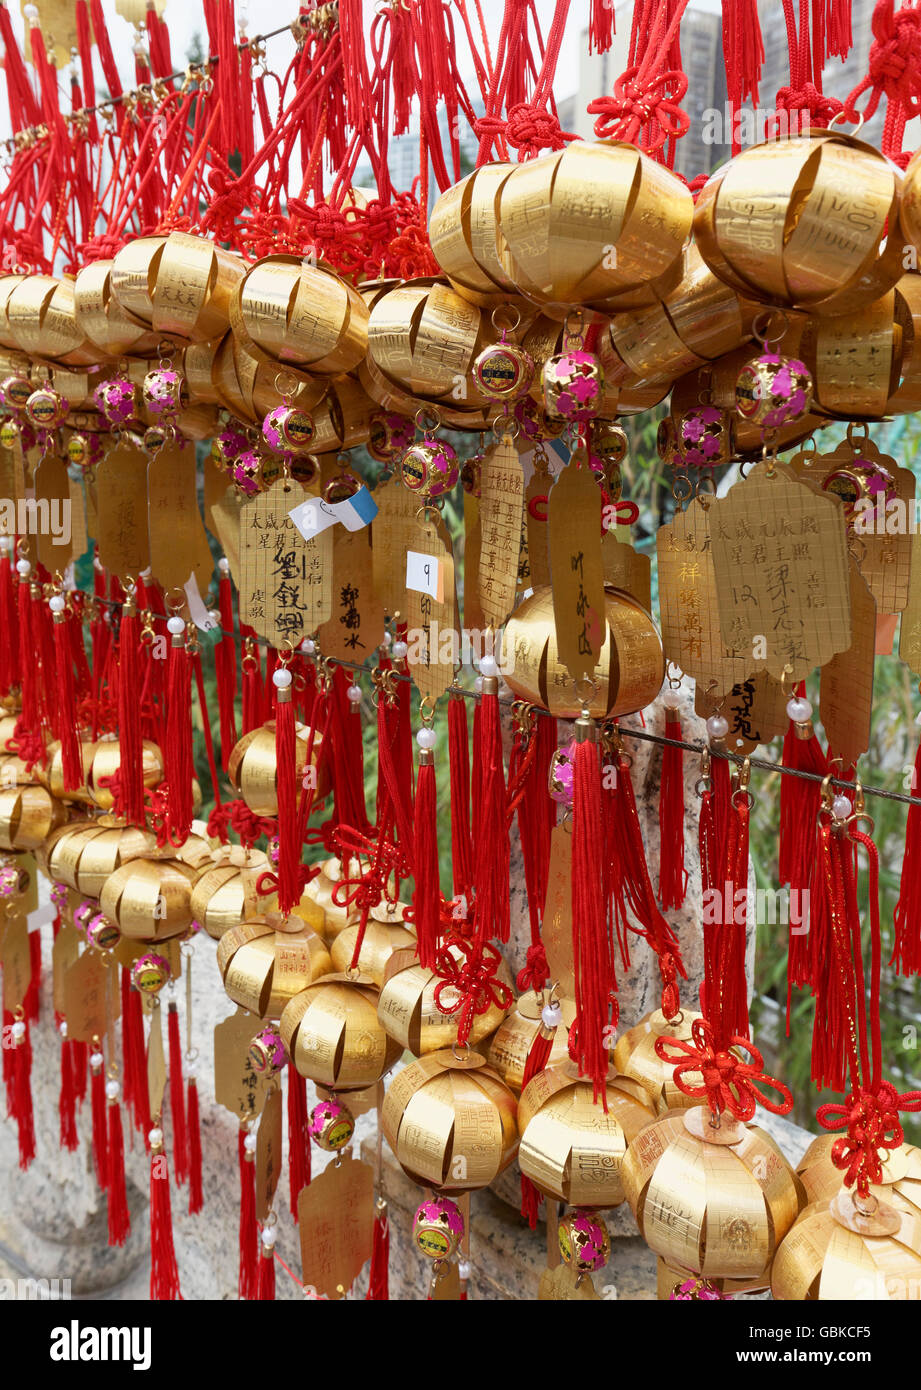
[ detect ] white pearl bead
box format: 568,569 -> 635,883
105,1079 -> 120,1101
166,616 -> 185,635
272,667 -> 292,689
392,640 -> 408,659
148,1127 -> 163,1147
832,794 -> 853,820
185,1062 -> 197,1081
458,1260 -> 471,1280
541,1001 -> 562,1029
218,557 -> 230,574
347,684 -> 361,702
0,537 -> 10,553
706,714 -> 728,739
24,4 -> 39,19
11,1020 -> 25,1041
58,1020 -> 68,1039
474,676 -> 483,695
662,688 -> 682,710
49,594 -> 66,613
244,1132 -> 257,1154
786,696 -> 813,723
90,1050 -> 104,1070
416,727 -> 436,750
301,638 -> 316,655
16,559 -> 30,576
261,1227 -> 277,1250
382,632 -> 392,649
479,654 -> 499,678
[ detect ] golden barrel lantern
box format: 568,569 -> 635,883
329,918 -> 416,985
772,1191 -> 921,1301
110,231 -> 244,344
189,845 -> 270,940
495,142 -> 693,314
518,1064 -> 655,1208
486,993 -> 575,1096
377,942 -> 514,1055
280,974 -> 402,1093
623,1107 -> 805,1287
381,1049 -> 518,1194
233,255 -> 369,375
0,782 -> 65,852
694,132 -> 907,316
217,910 -> 331,1020
613,1009 -> 724,1114
227,720 -> 329,818
504,584 -> 664,720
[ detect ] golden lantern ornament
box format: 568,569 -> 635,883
622,1013 -> 804,1288
228,720 -> 329,817
329,918 -> 415,985
486,992 -> 575,1096
518,1063 -> 655,1209
217,910 -> 331,1020
0,781 -> 66,852
280,973 -> 401,1094
613,1007 -> 720,1114
381,1048 -> 518,1194
377,938 -> 513,1055
189,845 -> 269,940
308,1096 -> 356,1153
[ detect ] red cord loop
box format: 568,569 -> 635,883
432,937 -> 512,1046
655,1016 -> 794,1122
817,1080 -> 921,1198
516,943 -> 549,995
588,66 -> 690,149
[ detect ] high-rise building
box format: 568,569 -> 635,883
555,3 -> 729,181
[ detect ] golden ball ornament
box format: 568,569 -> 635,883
217,910 -> 332,1020
329,918 -> 416,985
503,584 -> 664,720
694,131 -> 907,316
72,259 -> 160,358
109,230 -> 244,345
0,782 -> 66,852
85,737 -> 165,811
428,164 -> 521,307
189,846 -> 269,940
99,853 -> 201,942
234,254 -> 369,375
376,941 -> 514,1055
797,1133 -> 921,1215
613,1009 -> 728,1114
227,720 -> 329,818
518,1064 -> 655,1208
495,142 -> 692,314
558,1207 -> 611,1273
381,1048 -> 518,1194
486,993 -> 575,1095
281,974 -> 401,1092
772,1187 -> 921,1301
623,1106 -> 805,1285
301,856 -> 364,940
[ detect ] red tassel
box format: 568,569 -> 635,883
779,696 -> 826,1013
215,570 -> 238,771
167,1005 -> 188,1185
16,572 -> 39,739
187,1078 -> 203,1215
448,694 -> 473,901
412,752 -> 440,969
893,723 -> 921,977
658,707 -> 687,909
1,1009 -> 13,1117
571,734 -> 613,1104
126,977 -> 151,1138
24,928 -> 41,1022
238,1127 -> 258,1299
0,544 -> 19,694
106,1092 -> 131,1247
165,621 -> 194,843
287,1063 -> 310,1219
149,1134 -> 182,1300
72,1038 -> 88,1105
274,672 -> 301,916
58,1027 -> 79,1152
519,1025 -> 553,1228
52,605 -> 82,791
366,1201 -> 390,1300
117,604 -> 146,824
90,1048 -> 108,1188
10,1014 -> 35,1168
256,1235 -> 276,1300
473,678 -> 509,947
589,0 -> 616,51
